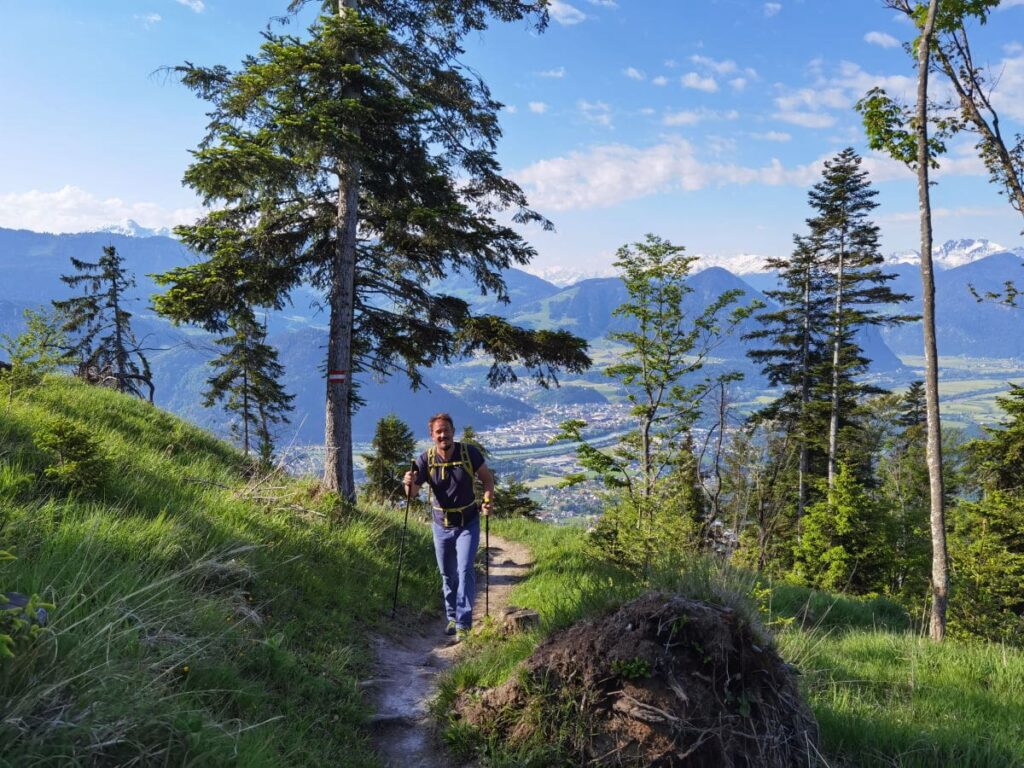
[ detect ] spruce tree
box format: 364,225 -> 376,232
807,148 -> 913,487
745,235 -> 831,518
361,414 -> 416,503
203,311 -> 294,459
152,2 -> 590,501
53,246 -> 154,402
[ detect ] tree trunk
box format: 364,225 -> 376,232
828,239 -> 845,488
111,266 -> 128,394
917,0 -> 949,641
322,0 -> 361,500
242,365 -> 250,456
798,267 -> 811,519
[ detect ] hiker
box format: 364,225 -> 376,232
403,412 -> 494,640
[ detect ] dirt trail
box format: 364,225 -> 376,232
367,533 -> 533,768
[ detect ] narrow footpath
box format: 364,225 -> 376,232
367,534 -> 533,768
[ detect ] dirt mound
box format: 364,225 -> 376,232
457,592 -> 819,767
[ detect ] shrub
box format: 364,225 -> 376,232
35,417 -> 108,493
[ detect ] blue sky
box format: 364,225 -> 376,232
2,0 -> 1023,278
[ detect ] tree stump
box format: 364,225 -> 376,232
503,606 -> 540,634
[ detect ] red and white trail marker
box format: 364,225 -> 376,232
328,369 -> 348,384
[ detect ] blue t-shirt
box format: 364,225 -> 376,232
415,442 -> 485,524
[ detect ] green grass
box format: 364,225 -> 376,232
0,375 -> 440,766
443,521 -> 1024,768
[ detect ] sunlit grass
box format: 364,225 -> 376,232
0,375 -> 439,765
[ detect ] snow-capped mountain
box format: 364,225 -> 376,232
523,264 -> 618,286
693,251 -> 770,275
90,219 -> 175,238
886,238 -> 1023,270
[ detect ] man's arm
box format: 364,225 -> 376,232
477,463 -> 495,515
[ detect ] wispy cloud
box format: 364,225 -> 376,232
528,101 -> 549,114
587,0 -> 617,6
681,72 -> 718,92
175,0 -> 205,12
773,111 -> 836,128
998,0 -> 1024,8
729,77 -> 748,91
864,31 -> 900,48
764,2 -> 782,17
537,66 -> 566,78
663,108 -> 739,126
579,100 -> 613,127
0,185 -> 201,233
549,0 -> 587,25
689,55 -> 738,75
514,140 -> 988,212
652,75 -> 669,86
134,13 -> 162,28
752,131 -> 792,142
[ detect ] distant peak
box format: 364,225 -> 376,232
90,219 -> 175,238
886,238 -> 1020,270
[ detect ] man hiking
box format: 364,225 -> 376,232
404,412 -> 494,640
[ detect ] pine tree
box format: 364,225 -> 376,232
746,149 -> 911,514
53,246 -> 154,402
807,148 -> 913,488
792,463 -> 894,594
745,235 -> 832,518
203,312 -> 294,459
152,2 -> 590,501
361,414 -> 415,503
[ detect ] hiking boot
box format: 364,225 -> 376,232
445,620 -> 457,636
455,626 -> 470,641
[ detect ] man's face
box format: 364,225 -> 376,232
431,420 -> 454,453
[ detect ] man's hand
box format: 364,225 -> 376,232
403,470 -> 417,496
481,494 -> 494,516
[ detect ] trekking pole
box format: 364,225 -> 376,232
485,505 -> 490,618
390,463 -> 416,619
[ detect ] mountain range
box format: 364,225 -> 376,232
1,225 -> 1022,441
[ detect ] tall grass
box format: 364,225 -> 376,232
444,518 -> 1024,768
0,376 -> 440,765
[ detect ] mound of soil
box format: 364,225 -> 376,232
457,592 -> 819,767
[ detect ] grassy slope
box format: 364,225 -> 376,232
443,519 -> 1024,768
0,376 -> 439,766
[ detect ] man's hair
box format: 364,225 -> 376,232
428,412 -> 454,432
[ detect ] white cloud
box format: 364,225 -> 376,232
514,140 -> 990,213
879,206 -> 1010,224
548,0 -> 587,25
579,99 -> 613,127
864,31 -> 900,48
752,131 -> 792,142
681,72 -> 718,92
639,107 -> 656,115
587,0 -> 618,6
689,55 -> 738,75
537,66 -> 566,78
0,185 -> 202,233
175,0 -> 205,12
623,67 -> 645,81
134,13 -> 162,28
504,104 -> 518,114
764,2 -> 782,16
729,77 -> 748,91
998,0 -> 1024,8
772,110 -> 836,128
528,101 -> 549,114
652,75 -> 669,86
514,138 -> 822,211
1005,42 -> 1024,55
989,52 -> 1024,121
663,108 -> 739,126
